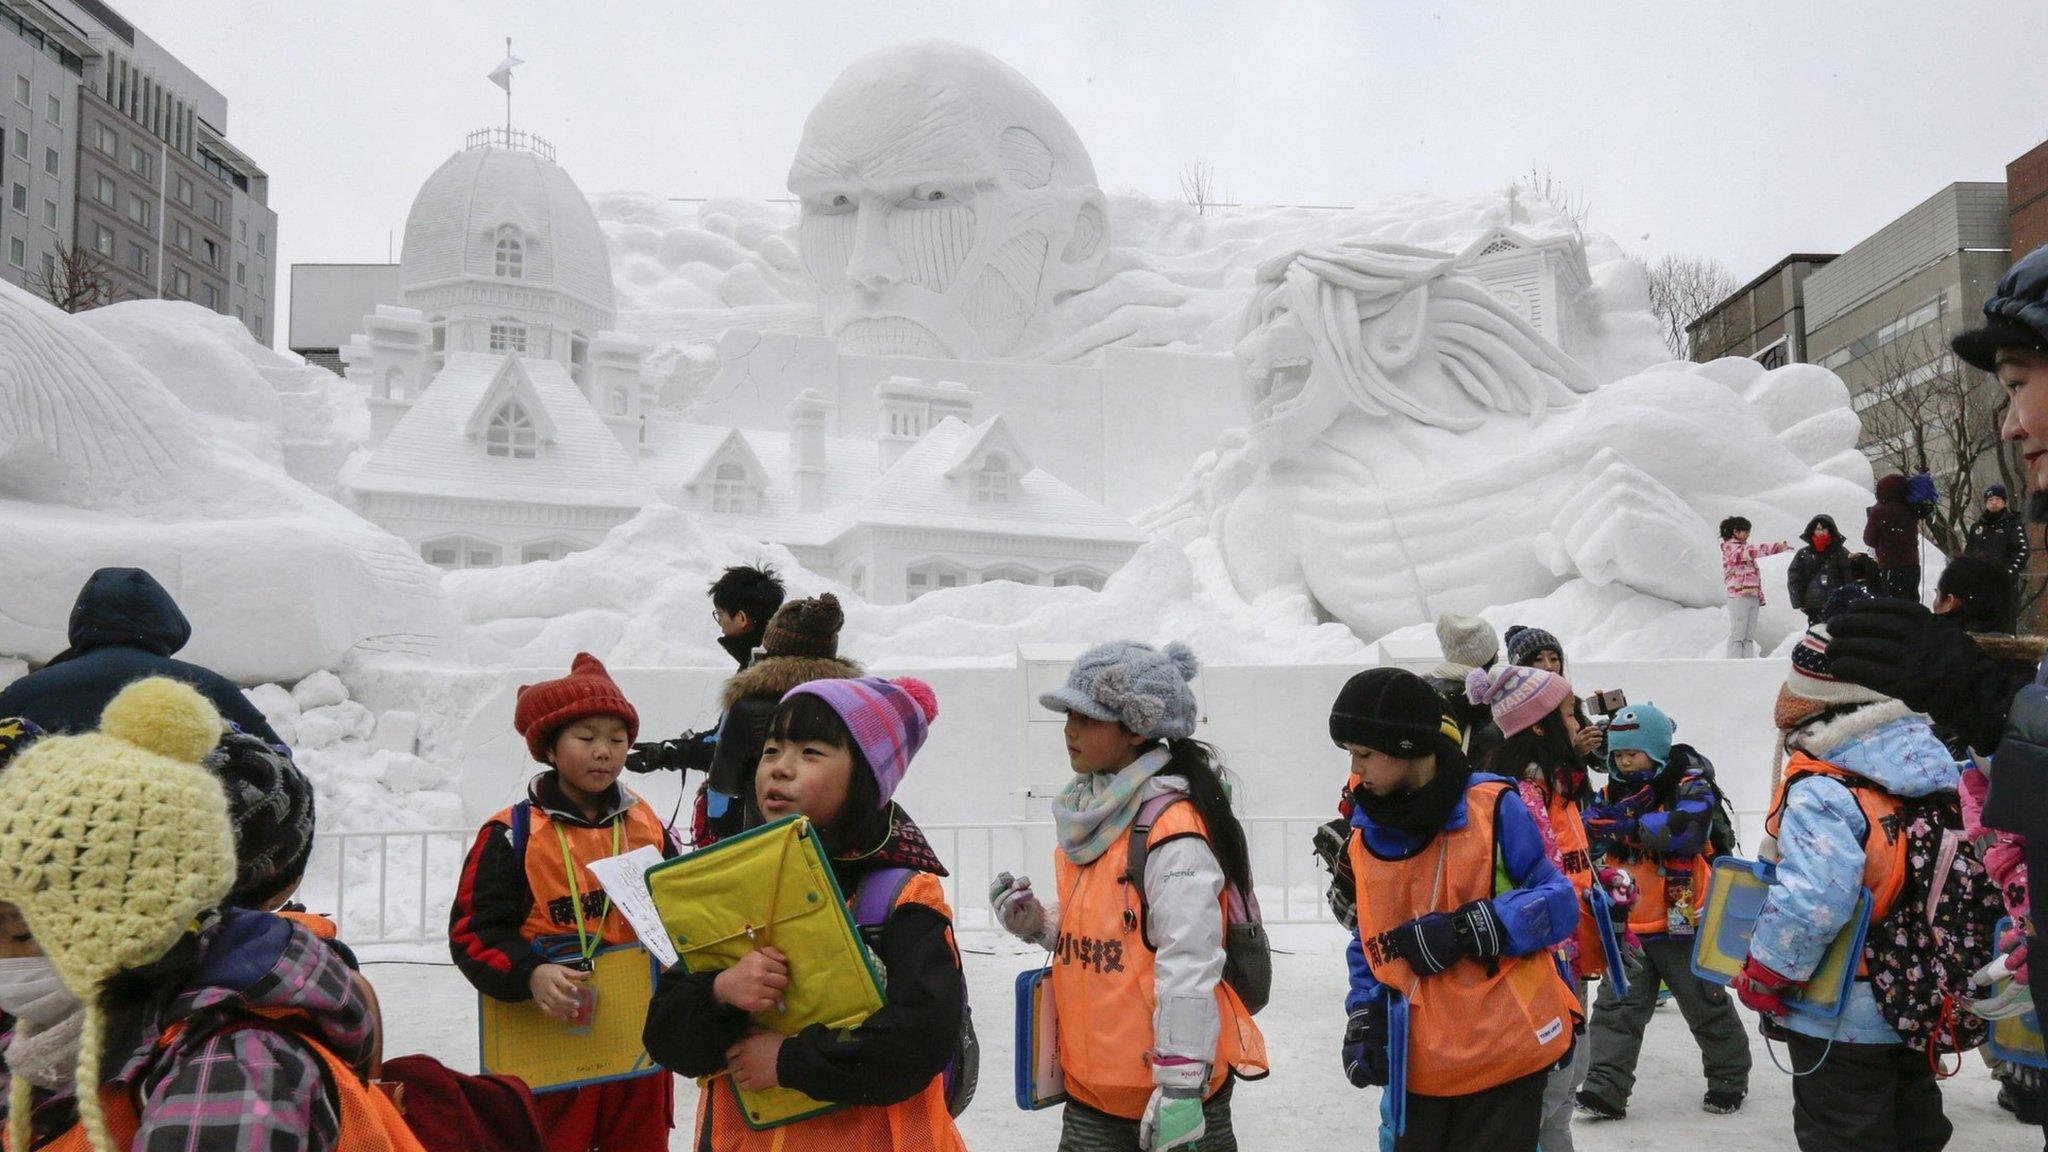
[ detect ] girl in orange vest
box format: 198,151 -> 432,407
1467,662 -> 1638,1152
449,652 -> 680,1152
643,675 -> 968,1152
991,640 -> 1266,1151
1329,667 -> 1580,1152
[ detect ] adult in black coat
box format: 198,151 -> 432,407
1785,514 -> 1852,623
1965,484 -> 2031,632
0,567 -> 282,744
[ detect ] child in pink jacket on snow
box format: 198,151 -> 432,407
1720,516 -> 1793,659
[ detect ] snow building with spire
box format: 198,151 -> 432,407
339,130 -> 1143,600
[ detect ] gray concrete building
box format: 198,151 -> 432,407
289,262 -> 401,372
0,1 -> 275,343
1687,253 -> 1837,366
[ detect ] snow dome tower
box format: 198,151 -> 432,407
344,128 -> 647,445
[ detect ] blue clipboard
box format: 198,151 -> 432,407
1590,885 -> 1630,1001
1386,992 -> 1410,1136
1988,918 -> 2046,1069
1690,856 -> 1871,1019
1014,965 -> 1067,1110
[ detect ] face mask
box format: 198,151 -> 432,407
1811,531 -> 1832,549
0,955 -> 79,1028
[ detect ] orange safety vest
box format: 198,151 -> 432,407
696,871 -> 967,1152
1048,799 -> 1269,1120
1349,780 -> 1578,1098
1762,751 -> 1907,976
491,795 -> 669,951
33,1013 -> 425,1152
1546,789 -> 1604,978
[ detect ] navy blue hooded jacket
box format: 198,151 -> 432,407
0,567 -> 282,744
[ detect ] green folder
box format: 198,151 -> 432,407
1690,856 -> 1870,1019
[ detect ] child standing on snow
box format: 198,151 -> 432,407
643,676 -> 967,1151
1721,516 -> 1794,658
1736,623 -> 1960,1150
1575,703 -> 1752,1122
450,652 -> 679,1152
991,641 -> 1267,1151
1468,664 -> 1636,1152
1330,668 -> 1579,1151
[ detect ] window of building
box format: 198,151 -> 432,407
94,173 -> 115,206
42,146 -> 56,175
254,269 -> 264,296
980,564 -> 1040,586
9,184 -> 24,214
170,267 -> 190,297
94,122 -> 116,154
494,232 -> 523,278
905,561 -> 966,600
235,260 -> 245,285
91,223 -> 113,256
254,315 -> 264,339
6,237 -> 23,269
126,194 -> 149,228
41,199 -> 55,228
205,196 -> 222,226
420,538 -> 501,570
234,305 -> 244,320
485,400 -> 538,458
173,221 -> 190,251
710,462 -> 753,513
974,453 -> 1014,504
488,321 -> 528,354
201,282 -> 218,309
126,242 -> 148,275
174,175 -> 191,205
256,231 -> 266,256
45,94 -> 57,125
1052,568 -> 1107,592
128,143 -> 149,180
520,541 -> 579,564
41,252 -> 54,282
238,219 -> 246,242
10,128 -> 25,159
12,76 -> 27,106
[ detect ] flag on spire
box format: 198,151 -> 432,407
489,40 -> 523,92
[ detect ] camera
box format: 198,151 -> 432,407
1587,689 -> 1627,718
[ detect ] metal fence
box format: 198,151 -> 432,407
301,817 -> 1342,947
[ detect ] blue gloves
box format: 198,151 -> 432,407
1584,786 -> 1655,842
1342,1002 -> 1389,1087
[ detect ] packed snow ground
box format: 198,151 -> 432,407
364,926 -> 2016,1151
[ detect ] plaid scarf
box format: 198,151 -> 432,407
1052,747 -> 1172,865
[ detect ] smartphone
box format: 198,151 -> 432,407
1588,688 -> 1627,717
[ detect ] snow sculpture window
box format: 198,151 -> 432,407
382,368 -> 408,402
488,321 -> 528,354
887,407 -> 927,438
485,401 -> 538,459
905,561 -> 966,601
610,389 -> 628,416
711,462 -> 753,514
495,233 -> 524,279
521,541 -> 578,564
849,565 -> 867,597
1053,568 -> 1106,592
974,453 -> 1014,504
421,538 -> 501,570
980,564 -> 1040,586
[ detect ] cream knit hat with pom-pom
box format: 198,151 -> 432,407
0,676 -> 234,1152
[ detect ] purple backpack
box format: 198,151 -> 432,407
852,867 -> 980,1116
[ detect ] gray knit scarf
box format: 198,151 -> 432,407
1052,747 -> 1173,865
8,1009 -> 84,1093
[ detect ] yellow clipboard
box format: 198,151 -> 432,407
644,815 -> 886,1129
1691,856 -> 1870,1019
478,942 -> 661,1093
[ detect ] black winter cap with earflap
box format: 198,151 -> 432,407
1953,245 -> 2048,372
1328,668 -> 1460,757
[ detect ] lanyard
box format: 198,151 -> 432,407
554,818 -> 624,964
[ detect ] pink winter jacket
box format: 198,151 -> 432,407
1722,539 -> 1793,604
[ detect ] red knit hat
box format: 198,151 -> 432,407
513,652 -> 640,762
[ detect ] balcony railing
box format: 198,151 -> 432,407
465,127 -> 556,163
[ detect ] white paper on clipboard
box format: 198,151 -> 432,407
587,845 -> 679,969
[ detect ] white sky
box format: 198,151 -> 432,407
108,0 -> 2048,343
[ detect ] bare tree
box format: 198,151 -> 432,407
1514,165 -> 1591,231
25,240 -> 118,313
1179,158 -> 1227,217
1646,253 -> 1737,359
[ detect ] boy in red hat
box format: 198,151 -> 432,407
450,652 -> 680,1152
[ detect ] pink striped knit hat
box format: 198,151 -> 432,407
1465,665 -> 1573,738
782,677 -> 938,805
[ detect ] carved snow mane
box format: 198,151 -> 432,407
1242,237 -> 1597,434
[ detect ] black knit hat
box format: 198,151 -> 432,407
204,732 -> 317,908
1329,668 -> 1460,757
763,593 -> 844,659
1504,625 -> 1563,669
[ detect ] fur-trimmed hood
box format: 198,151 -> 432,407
720,653 -> 864,710
1970,633 -> 2048,667
1783,700 -> 1957,798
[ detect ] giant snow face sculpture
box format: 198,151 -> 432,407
789,40 -> 1108,360
1149,238 -> 1872,643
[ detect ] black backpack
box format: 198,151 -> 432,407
1124,793 -> 1273,1014
851,867 -> 980,1116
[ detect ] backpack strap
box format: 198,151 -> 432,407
1123,793 -> 1190,896
509,799 -> 533,858
852,866 -> 917,931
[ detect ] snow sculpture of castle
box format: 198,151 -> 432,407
338,129 -> 1141,599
